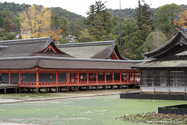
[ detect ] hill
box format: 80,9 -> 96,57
108,4 -> 187,19
0,2 -> 83,21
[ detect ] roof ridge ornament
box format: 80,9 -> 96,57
177,37 -> 187,46
178,25 -> 187,34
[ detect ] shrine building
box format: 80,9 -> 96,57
0,37 -> 142,93
132,27 -> 187,95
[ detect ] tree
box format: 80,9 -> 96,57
88,14 -> 105,41
51,12 -> 60,29
19,5 -> 51,38
11,16 -> 22,29
136,30 -> 167,59
156,4 -> 182,25
0,31 -> 17,40
125,24 -> 152,60
174,10 -> 187,28
3,17 -> 11,32
60,17 -> 70,39
155,3 -> 182,39
112,18 -> 136,53
85,1 -> 112,41
135,0 -> 154,29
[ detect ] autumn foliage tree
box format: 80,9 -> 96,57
19,5 -> 51,39
174,10 -> 187,28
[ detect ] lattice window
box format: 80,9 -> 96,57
141,69 -> 154,87
154,70 -> 168,86
170,71 -> 184,87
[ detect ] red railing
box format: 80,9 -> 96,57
114,80 -> 120,83
106,80 -> 113,83
20,78 -> 140,87
39,82 -> 56,86
58,82 -> 67,85
21,82 -> 36,85
89,81 -> 96,84
79,81 -> 87,84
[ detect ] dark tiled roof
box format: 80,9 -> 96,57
0,37 -> 73,58
144,30 -> 187,58
0,56 -> 144,69
56,41 -> 126,60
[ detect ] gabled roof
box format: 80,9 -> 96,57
56,41 -> 127,60
144,30 -> 187,58
0,37 -> 73,58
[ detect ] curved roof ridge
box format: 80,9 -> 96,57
56,40 -> 115,48
144,30 -> 186,58
0,37 -> 51,45
0,56 -> 146,63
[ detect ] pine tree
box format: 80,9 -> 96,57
85,1 -> 112,41
60,17 -> 69,38
135,0 -> 154,29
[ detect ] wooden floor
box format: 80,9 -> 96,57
0,84 -> 18,94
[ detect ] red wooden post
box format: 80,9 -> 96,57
36,71 -> 39,86
19,72 -> 21,85
120,72 -> 122,83
66,72 -> 69,85
9,72 -> 11,84
87,72 -> 89,84
96,72 -> 98,84
112,72 -> 114,83
105,73 -> 106,83
56,72 -> 58,85
133,72 -> 136,83
127,73 -> 129,83
77,72 -> 79,84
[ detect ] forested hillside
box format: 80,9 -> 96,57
108,4 -> 187,19
1,1 -> 187,60
0,2 -> 83,21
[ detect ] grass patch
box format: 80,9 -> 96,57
0,94 -> 186,125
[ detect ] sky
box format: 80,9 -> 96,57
1,0 -> 187,17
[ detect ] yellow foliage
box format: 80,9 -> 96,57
174,10 -> 187,30
41,28 -> 62,41
20,5 -> 51,38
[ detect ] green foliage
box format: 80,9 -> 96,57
60,17 -> 70,38
155,3 -> 182,39
11,16 -> 22,29
0,31 -> 17,40
85,1 -> 112,41
125,24 -> 152,60
112,18 -> 136,51
59,38 -> 69,44
135,0 -> 154,29
51,12 -> 60,29
88,14 -> 105,41
136,30 -> 167,59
